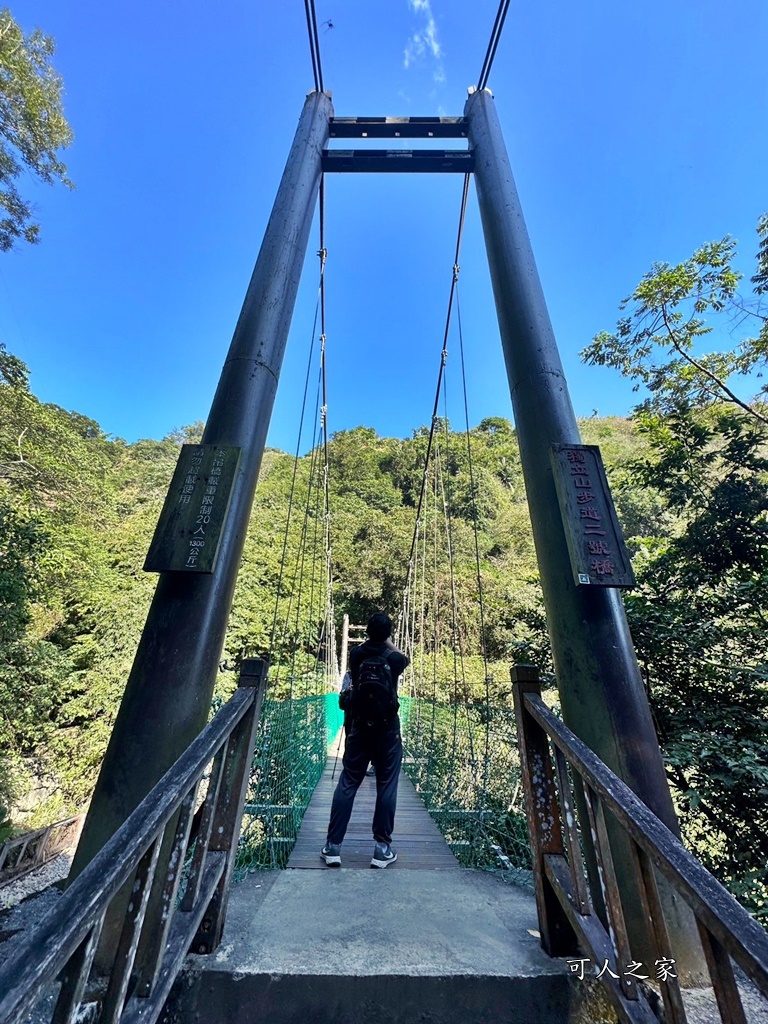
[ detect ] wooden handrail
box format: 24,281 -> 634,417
0,658 -> 267,1024
513,665 -> 768,1024
0,815 -> 83,886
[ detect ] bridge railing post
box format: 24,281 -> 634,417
511,664 -> 577,957
129,657 -> 267,1002
192,657 -> 268,953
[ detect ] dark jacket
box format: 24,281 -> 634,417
340,640 -> 408,721
349,639 -> 408,690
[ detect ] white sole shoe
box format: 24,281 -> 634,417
370,851 -> 397,868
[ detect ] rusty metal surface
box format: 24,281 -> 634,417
552,745 -> 590,916
522,690 -> 768,997
632,842 -> 689,1024
544,854 -> 659,1024
517,686 -> 768,1017
511,668 -> 577,957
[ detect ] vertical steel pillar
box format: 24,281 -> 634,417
71,90 -> 333,880
465,87 -> 702,975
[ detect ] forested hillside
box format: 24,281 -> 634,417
0,341 -> 636,820
1,306 -> 767,919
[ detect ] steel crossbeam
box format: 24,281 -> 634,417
322,148 -> 474,173
329,116 -> 467,139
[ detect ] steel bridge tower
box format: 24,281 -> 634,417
70,89 -> 701,975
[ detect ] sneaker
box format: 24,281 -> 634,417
365,765 -> 376,777
370,842 -> 397,868
321,842 -> 342,866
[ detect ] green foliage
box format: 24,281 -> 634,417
0,9 -> 73,250
3,266 -> 766,933
236,693 -> 333,873
588,217 -> 768,920
582,220 -> 768,424
621,405 -> 768,898
752,213 -> 768,295
0,341 -> 29,388
401,696 -> 532,876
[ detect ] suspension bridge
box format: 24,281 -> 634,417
1,2 -> 768,1022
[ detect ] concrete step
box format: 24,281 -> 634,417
161,868 -> 574,1024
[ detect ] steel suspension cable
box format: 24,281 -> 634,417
435,423 -> 477,784
455,287 -> 492,802
318,177 -> 336,682
398,176 -> 491,812
303,0 -> 325,92
285,371 -> 323,698
477,0 -> 512,92
269,260 -> 324,657
269,183 -> 333,694
306,362 -> 325,641
402,174 -> 471,601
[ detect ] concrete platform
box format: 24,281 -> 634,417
162,868 -> 573,1024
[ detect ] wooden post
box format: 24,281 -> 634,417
511,664 -> 577,956
339,614 -> 350,683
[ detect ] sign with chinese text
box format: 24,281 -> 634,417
550,444 -> 635,589
144,444 -> 241,574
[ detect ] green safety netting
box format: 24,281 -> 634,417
234,687 -> 531,883
234,691 -> 342,876
400,697 -> 532,882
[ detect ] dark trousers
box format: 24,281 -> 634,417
327,718 -> 402,845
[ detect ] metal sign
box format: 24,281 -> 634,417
144,444 -> 241,574
550,444 -> 635,589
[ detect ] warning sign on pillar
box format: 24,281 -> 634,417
144,444 -> 241,574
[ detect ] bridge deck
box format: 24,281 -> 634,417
288,731 -> 459,869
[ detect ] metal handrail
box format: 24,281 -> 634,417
0,815 -> 83,886
512,665 -> 768,1024
0,658 -> 267,1024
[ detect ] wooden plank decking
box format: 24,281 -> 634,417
288,732 -> 459,870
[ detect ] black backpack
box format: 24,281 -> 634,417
351,650 -> 398,729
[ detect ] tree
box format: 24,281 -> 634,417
625,408 -> 768,881
582,217 -> 768,425
0,8 -> 73,250
584,218 -> 768,922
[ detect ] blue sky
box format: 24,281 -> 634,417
1,1 -> 767,450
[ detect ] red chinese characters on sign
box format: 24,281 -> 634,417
566,448 -> 615,578
552,444 -> 635,588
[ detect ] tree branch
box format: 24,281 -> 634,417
660,305 -> 768,425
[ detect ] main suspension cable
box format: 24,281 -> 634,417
303,0 -> 325,92
318,176 -> 336,681
477,0 -> 511,92
269,273 -> 323,656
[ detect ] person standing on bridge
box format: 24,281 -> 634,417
322,611 -> 408,868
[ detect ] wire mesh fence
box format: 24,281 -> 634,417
233,687 -> 531,883
400,696 -> 532,883
234,691 -> 343,875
